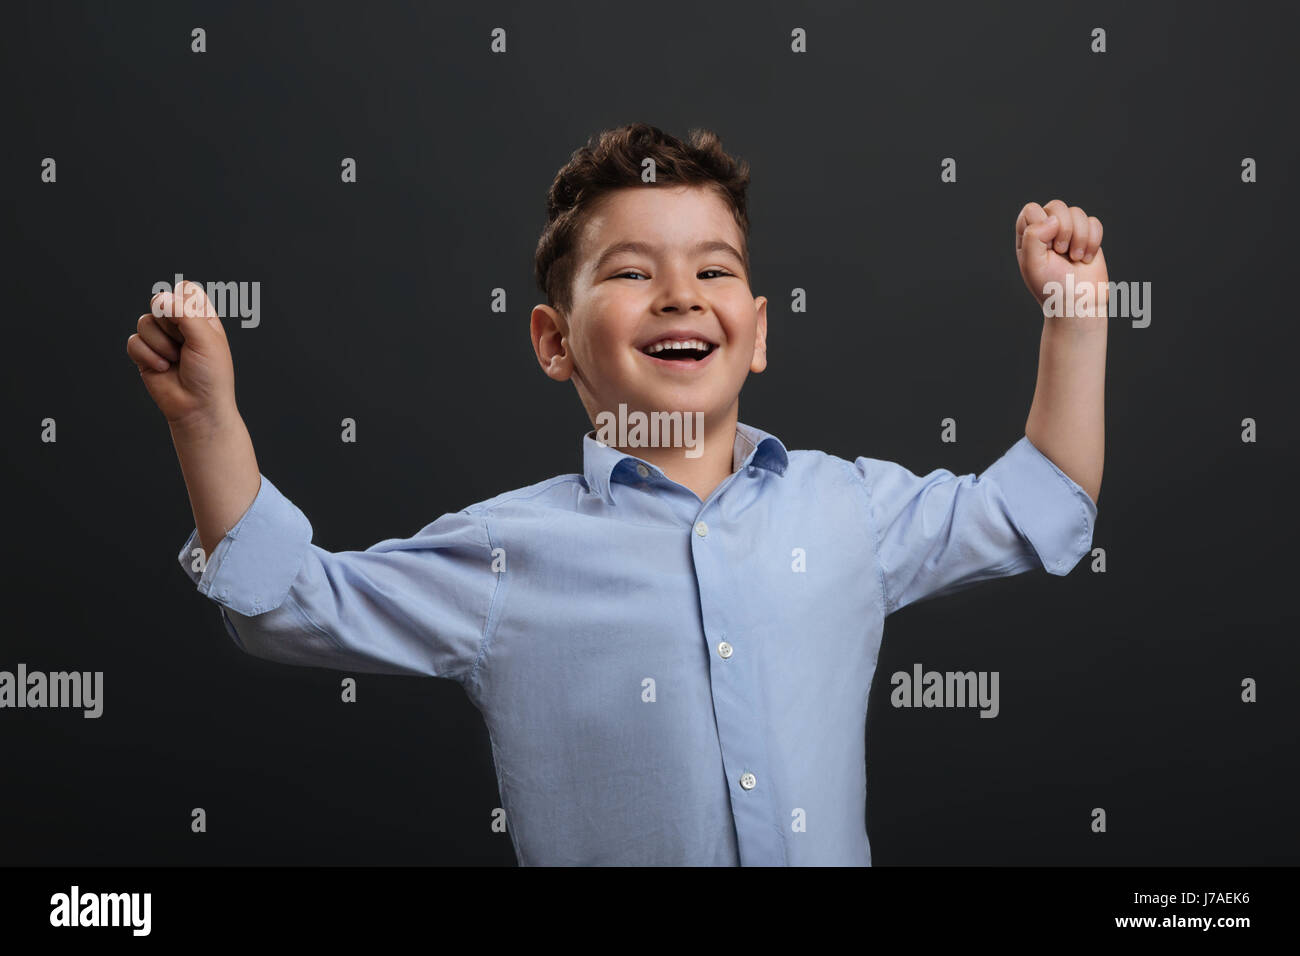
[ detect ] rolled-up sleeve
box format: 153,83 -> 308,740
176,474 -> 500,682
855,435 -> 1097,616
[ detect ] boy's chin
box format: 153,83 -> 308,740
630,379 -> 743,416
624,389 -> 732,419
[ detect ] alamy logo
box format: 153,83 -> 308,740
152,273 -> 261,328
50,885 -> 151,935
1040,274 -> 1152,328
0,664 -> 102,718
890,663 -> 1000,718
594,403 -> 704,459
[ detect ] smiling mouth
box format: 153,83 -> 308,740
640,339 -> 717,362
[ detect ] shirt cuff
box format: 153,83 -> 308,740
175,473 -> 313,616
982,436 -> 1097,575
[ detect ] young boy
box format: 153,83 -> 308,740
127,123 -> 1105,866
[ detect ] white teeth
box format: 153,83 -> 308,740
645,338 -> 711,354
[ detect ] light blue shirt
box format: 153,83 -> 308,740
178,422 -> 1096,865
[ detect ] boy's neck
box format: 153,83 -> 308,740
612,411 -> 740,504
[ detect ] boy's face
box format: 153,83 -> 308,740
531,185 -> 768,432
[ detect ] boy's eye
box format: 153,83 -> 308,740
611,269 -> 734,280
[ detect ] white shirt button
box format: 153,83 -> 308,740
740,772 -> 757,790
636,464 -> 650,478
717,641 -> 733,659
694,521 -> 709,537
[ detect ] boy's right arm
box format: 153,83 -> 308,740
130,282 -> 498,682
174,471 -> 497,681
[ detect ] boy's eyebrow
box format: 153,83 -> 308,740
590,239 -> 745,274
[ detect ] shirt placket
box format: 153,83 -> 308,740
689,474 -> 787,866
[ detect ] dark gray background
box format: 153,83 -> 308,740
2,0 -> 1295,865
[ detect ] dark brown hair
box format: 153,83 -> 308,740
534,123 -> 752,317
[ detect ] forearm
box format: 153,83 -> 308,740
169,407 -> 262,558
1023,311 -> 1107,505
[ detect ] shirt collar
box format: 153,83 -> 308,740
581,421 -> 789,505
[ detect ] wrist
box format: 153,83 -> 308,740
168,402 -> 244,446
1041,305 -> 1108,341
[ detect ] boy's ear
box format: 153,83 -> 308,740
531,304 -> 573,381
749,296 -> 768,374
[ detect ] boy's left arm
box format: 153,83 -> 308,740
1015,199 -> 1107,505
851,200 -> 1106,616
